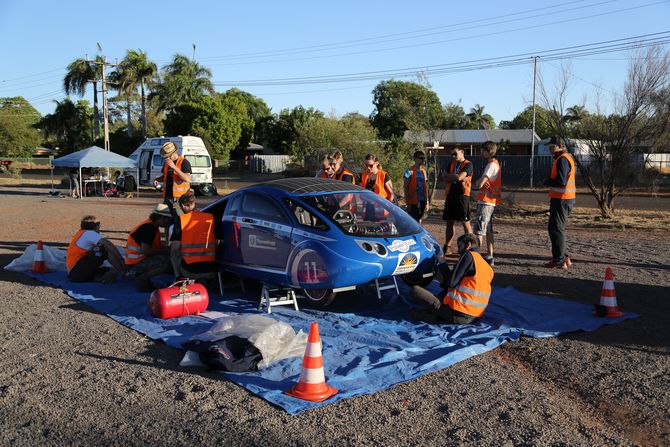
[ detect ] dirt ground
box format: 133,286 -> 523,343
0,184 -> 668,447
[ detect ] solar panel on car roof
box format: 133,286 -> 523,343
263,178 -> 365,194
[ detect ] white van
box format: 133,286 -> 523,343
127,136 -> 216,196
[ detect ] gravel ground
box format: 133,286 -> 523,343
0,185 -> 668,446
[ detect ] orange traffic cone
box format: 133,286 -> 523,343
31,240 -> 47,273
284,322 -> 338,402
594,267 -> 623,318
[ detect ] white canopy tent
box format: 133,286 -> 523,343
51,146 -> 139,199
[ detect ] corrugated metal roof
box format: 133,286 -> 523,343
405,129 -> 540,144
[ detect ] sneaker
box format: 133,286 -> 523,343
484,256 -> 495,267
544,260 -> 568,269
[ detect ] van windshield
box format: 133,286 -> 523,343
185,155 -> 211,168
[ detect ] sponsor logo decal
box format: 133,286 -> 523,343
392,251 -> 420,275
387,239 -> 416,253
248,234 -> 277,250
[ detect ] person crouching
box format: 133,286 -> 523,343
410,233 -> 494,324
66,216 -> 127,283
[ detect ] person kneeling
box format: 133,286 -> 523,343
170,204 -> 219,283
125,204 -> 174,291
410,233 -> 494,324
66,216 -> 127,283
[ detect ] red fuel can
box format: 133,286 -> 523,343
149,280 -> 209,319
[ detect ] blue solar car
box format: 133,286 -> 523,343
203,178 -> 441,305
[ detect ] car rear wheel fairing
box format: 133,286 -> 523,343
302,288 -> 337,306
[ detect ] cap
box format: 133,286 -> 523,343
548,136 -> 565,147
151,203 -> 173,218
160,142 -> 178,158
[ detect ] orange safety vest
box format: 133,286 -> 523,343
66,229 -> 89,273
179,211 -> 216,264
405,165 -> 428,205
360,169 -> 391,200
320,170 -> 330,179
334,167 -> 355,184
444,159 -> 472,197
125,219 -> 162,265
548,152 -> 576,200
475,158 -> 502,205
443,251 -> 494,318
162,156 -> 190,199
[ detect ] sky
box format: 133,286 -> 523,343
1,0 -> 669,124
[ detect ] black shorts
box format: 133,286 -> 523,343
68,245 -> 109,282
442,195 -> 471,222
407,202 -> 426,222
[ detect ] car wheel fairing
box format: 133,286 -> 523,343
400,271 -> 433,287
302,288 -> 337,306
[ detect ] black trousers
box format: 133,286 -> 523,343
548,198 -> 574,263
410,285 -> 475,324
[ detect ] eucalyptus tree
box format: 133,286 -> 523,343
64,57 -> 102,139
151,54 -> 214,113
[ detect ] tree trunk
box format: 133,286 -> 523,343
140,80 -> 147,139
126,97 -> 132,137
93,82 -> 100,140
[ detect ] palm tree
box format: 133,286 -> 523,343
151,54 -> 214,113
122,49 -> 157,138
109,64 -> 137,136
64,57 -> 102,139
466,104 -> 495,129
564,105 -> 588,122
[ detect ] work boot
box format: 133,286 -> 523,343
543,260 -> 568,269
410,309 -> 440,324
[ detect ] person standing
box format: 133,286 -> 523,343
153,141 -> 191,213
403,150 -> 429,223
410,233 -> 494,324
473,141 -> 501,266
441,146 -> 473,253
543,136 -> 576,269
315,154 -> 335,179
360,154 -> 394,201
329,151 -> 355,184
68,168 -> 80,199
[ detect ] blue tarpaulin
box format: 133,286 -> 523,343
25,271 -> 636,414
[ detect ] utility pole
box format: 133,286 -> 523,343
100,57 -> 110,150
530,56 -> 538,188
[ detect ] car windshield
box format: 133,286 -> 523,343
299,192 -> 422,237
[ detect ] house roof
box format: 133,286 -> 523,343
405,129 -> 540,145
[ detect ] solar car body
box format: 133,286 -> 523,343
203,178 -> 441,305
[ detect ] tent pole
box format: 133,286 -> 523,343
136,167 -> 140,197
79,167 -> 83,199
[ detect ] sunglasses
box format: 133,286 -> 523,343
364,163 -> 376,168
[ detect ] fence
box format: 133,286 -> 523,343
434,155 -> 554,187
249,155 -> 292,174
0,157 -> 54,170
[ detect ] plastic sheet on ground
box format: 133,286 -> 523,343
4,244 -> 67,272
23,269 -> 637,414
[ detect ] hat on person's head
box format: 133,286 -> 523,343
548,136 -> 565,147
151,203 -> 173,218
160,141 -> 178,158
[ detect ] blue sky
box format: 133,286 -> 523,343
1,0 -> 669,123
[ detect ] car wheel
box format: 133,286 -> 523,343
400,271 -> 433,287
302,288 -> 337,306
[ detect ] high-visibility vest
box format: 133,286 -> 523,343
320,170 -> 330,178
475,158 -> 502,205
162,156 -> 190,199
405,165 -> 428,205
444,159 -> 472,197
179,211 -> 216,264
360,169 -> 391,200
125,220 -> 161,265
66,229 -> 88,273
334,167 -> 355,184
443,251 -> 494,318
548,152 -> 576,200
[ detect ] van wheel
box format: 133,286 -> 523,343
302,288 -> 336,306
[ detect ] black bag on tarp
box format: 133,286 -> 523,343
183,336 -> 262,372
